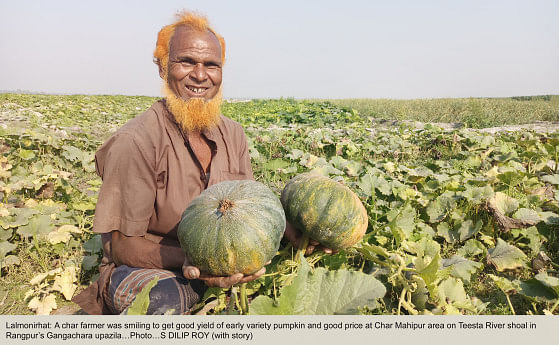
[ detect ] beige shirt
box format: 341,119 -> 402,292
73,99 -> 253,314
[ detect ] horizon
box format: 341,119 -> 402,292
2,89 -> 558,102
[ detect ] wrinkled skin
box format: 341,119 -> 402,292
160,25 -> 222,101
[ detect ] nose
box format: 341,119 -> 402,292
190,63 -> 207,82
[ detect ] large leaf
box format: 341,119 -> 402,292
461,185 -> 494,204
83,234 -> 103,254
403,237 -> 440,259
517,279 -> 557,302
489,274 -> 519,293
486,239 -> 527,271
249,258 -> 386,315
387,204 -> 416,242
441,255 -> 482,283
456,239 -> 486,258
16,215 -> 54,239
534,272 -> 559,296
541,174 -> 559,185
0,208 -> 37,230
493,192 -> 519,215
126,277 -> 159,315
0,241 -> 17,259
437,277 -> 468,304
426,195 -> 456,223
513,208 -> 541,224
437,219 -> 482,243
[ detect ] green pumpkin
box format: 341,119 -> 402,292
281,173 -> 368,250
178,180 -> 286,276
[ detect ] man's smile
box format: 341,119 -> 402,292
186,85 -> 209,96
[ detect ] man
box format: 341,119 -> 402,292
74,11 -> 327,315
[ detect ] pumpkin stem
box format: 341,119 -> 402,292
218,199 -> 234,214
239,283 -> 248,314
296,234 -> 310,262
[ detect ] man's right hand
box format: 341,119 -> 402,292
182,258 -> 267,288
284,222 -> 337,255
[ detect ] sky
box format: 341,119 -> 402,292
1,0 -> 558,99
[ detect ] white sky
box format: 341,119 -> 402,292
1,0 -> 558,99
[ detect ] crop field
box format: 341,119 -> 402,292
0,93 -> 558,315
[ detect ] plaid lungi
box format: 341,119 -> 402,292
107,265 -> 206,315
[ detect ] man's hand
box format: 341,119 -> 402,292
182,258 -> 268,288
283,222 -> 336,255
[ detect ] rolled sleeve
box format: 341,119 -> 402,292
93,133 -> 156,236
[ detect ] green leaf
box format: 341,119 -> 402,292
62,145 -> 84,162
461,185 -> 494,204
441,255 -> 482,283
1,255 -> 20,267
415,253 -> 442,287
72,202 -> 96,212
387,204 -> 416,243
493,192 -> 519,215
538,211 -> 559,225
263,159 -> 290,171
0,208 -> 38,230
456,239 -> 486,258
0,241 -> 17,259
510,226 -> 545,253
426,195 -> 457,223
517,279 -> 557,302
249,257 -> 386,315
0,228 -> 11,242
355,243 -> 390,260
358,174 -> 391,198
534,272 -> 559,296
513,208 -> 541,223
437,219 -> 482,243
83,235 -> 103,253
488,274 -> 518,293
126,277 -> 159,315
437,277 -> 469,304
541,174 -> 559,185
486,238 -> 527,271
403,237 -> 440,259
18,149 -> 36,160
16,215 -> 54,239
81,255 -> 99,271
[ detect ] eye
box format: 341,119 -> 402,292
205,63 -> 221,70
178,57 -> 196,66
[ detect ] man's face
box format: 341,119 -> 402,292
165,25 -> 222,101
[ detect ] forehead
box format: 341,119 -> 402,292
169,25 -> 222,60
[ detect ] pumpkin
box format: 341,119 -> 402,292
177,179 -> 286,276
281,173 -> 368,250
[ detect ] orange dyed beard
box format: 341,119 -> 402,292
162,83 -> 222,132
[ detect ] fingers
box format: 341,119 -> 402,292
197,266 -> 267,288
183,265 -> 200,279
200,273 -> 244,288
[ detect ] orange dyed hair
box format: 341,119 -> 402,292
153,11 -> 226,76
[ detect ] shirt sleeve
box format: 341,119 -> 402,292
238,130 -> 255,181
92,132 -> 156,236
